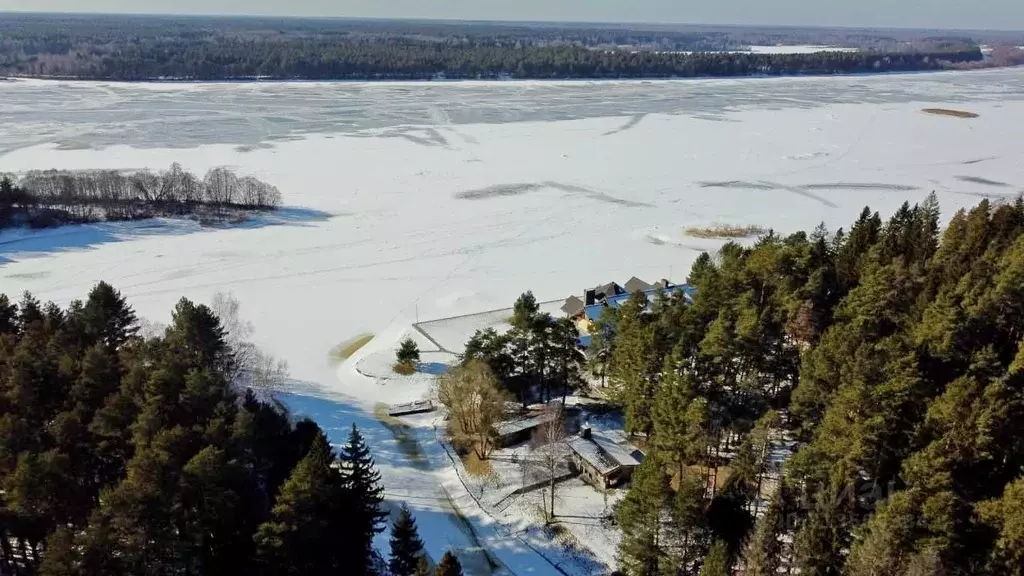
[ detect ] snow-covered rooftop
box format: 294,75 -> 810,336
567,435 -> 620,476
567,429 -> 643,476
495,412 -> 556,437
591,431 -> 642,467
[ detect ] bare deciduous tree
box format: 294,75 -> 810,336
209,291 -> 288,397
529,404 -> 568,523
249,348 -> 290,401
136,317 -> 167,340
437,360 -> 506,460
130,169 -> 161,203
203,167 -> 238,206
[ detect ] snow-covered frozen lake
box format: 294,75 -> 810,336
2,69 -> 1023,388
1,69 -> 1023,573
2,68 -> 1023,154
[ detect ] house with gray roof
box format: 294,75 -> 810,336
567,426 -> 644,489
560,295 -> 585,317
585,281 -> 625,305
559,278 -> 695,355
624,276 -> 654,293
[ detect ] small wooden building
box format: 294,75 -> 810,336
567,427 -> 643,490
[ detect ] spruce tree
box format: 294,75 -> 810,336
0,289 -> 397,575
390,504 -> 427,576
728,410 -> 778,515
71,345 -> 120,414
339,423 -> 388,562
165,297 -> 231,373
844,491 -> 920,576
706,477 -> 754,559
550,316 -> 581,402
434,551 -> 463,576
397,338 -> 421,365
588,306 -> 619,387
652,356 -> 709,482
791,488 -> 846,576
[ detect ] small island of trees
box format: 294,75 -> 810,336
0,163 -> 281,230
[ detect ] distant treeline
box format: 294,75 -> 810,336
0,14 -> 985,81
1,41 -> 984,81
0,164 -> 281,229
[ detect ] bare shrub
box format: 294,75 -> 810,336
393,361 -> 416,375
684,224 -> 769,239
921,107 -> 979,119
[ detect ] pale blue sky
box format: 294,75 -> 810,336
1,0 -> 1022,30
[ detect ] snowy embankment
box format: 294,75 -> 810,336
2,70 -> 1024,573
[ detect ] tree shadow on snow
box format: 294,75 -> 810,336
417,362 -> 451,376
275,383 -> 430,472
0,206 -> 336,266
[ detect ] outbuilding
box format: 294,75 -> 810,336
567,426 -> 643,490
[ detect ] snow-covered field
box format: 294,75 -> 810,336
2,69 -> 1024,573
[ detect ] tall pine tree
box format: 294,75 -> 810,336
615,451 -> 669,576
740,491 -> 786,576
699,540 -> 729,576
610,292 -> 657,436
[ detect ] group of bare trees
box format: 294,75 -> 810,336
210,291 -> 290,400
0,163 -> 281,228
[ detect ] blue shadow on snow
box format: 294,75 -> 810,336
0,206 -> 335,266
417,362 -> 451,376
